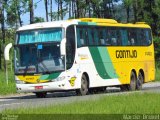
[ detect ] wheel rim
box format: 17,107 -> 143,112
81,76 -> 88,95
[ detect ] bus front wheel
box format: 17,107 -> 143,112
35,92 -> 47,98
129,71 -> 136,91
76,74 -> 89,96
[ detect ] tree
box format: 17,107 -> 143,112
44,0 -> 49,21
122,0 -> 132,22
34,17 -> 45,23
29,0 -> 34,24
153,0 -> 160,35
144,0 -> 159,35
0,0 -> 6,70
132,0 -> 138,22
102,0 -> 113,18
6,0 -> 21,27
50,0 -> 53,21
55,0 -> 67,20
60,0 -> 63,19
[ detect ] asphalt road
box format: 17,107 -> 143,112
0,82 -> 160,112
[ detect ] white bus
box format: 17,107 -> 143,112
14,18 -> 155,98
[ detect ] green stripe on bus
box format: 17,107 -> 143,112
89,47 -> 111,79
89,47 -> 118,79
39,72 -> 61,80
98,47 -> 118,78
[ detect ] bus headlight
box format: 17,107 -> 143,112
16,80 -> 25,84
52,76 -> 65,82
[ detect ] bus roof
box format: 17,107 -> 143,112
17,18 -> 151,31
17,20 -> 79,31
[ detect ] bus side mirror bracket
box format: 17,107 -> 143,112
60,39 -> 66,56
4,43 -> 13,61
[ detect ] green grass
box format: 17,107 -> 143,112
0,70 -> 16,95
155,68 -> 160,81
3,93 -> 160,114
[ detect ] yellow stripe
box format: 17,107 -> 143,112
17,75 -> 49,83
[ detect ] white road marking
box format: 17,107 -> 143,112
0,102 -> 24,107
0,99 -> 16,102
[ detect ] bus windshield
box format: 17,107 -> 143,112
15,43 -> 65,74
14,28 -> 65,75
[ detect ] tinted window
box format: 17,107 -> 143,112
144,29 -> 152,45
66,25 -> 76,69
120,28 -> 128,46
97,27 -> 109,45
76,25 -> 152,47
77,27 -> 88,47
88,27 -> 98,45
108,28 -> 122,46
128,29 -> 137,46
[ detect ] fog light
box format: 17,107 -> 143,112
52,76 -> 65,82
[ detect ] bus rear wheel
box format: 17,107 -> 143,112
35,92 -> 47,98
129,71 -> 136,91
76,74 -> 89,96
136,72 -> 143,90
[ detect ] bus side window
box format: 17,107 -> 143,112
98,27 -> 106,45
88,27 -> 99,46
88,28 -> 94,46
80,29 -> 86,46
77,27 -> 87,47
132,29 -> 138,45
109,28 -> 117,46
128,29 -> 137,46
120,28 -> 128,46
104,28 -> 110,45
117,29 -> 122,46
93,28 -> 99,45
144,29 -> 152,45
76,28 -> 81,47
137,29 -> 145,46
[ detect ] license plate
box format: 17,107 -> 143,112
35,86 -> 43,90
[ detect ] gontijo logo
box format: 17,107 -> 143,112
116,50 -> 137,58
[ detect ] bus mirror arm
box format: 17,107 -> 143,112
4,43 -> 13,61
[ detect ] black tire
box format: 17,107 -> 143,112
76,74 -> 89,95
120,85 -> 129,91
96,87 -> 106,93
136,72 -> 143,90
35,92 -> 47,98
89,87 -> 106,94
129,71 -> 136,91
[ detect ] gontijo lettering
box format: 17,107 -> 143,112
116,50 -> 137,58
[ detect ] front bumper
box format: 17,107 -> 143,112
16,81 -> 69,93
